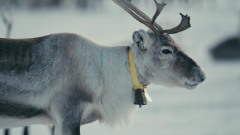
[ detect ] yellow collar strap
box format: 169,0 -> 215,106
128,49 -> 146,90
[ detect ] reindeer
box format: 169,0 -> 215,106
0,0 -> 205,135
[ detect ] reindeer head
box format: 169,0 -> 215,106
114,0 -> 205,89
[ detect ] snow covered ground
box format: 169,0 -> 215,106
0,1 -> 240,135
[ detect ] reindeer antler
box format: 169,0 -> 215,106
1,3 -> 13,38
113,0 -> 191,35
161,13 -> 191,34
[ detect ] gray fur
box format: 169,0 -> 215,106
0,30 -> 205,135
0,99 -> 46,118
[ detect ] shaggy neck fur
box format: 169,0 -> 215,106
89,44 -> 149,126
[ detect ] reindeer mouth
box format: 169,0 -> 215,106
185,82 -> 199,90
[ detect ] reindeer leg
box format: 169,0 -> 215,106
53,104 -> 82,135
4,129 -> 10,135
50,125 -> 55,135
23,126 -> 29,135
50,94 -> 89,135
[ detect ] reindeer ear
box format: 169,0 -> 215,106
132,29 -> 151,51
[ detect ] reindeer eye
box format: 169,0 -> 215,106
162,49 -> 172,54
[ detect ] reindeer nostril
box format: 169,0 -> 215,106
193,68 -> 205,83
197,70 -> 205,82
199,74 -> 205,82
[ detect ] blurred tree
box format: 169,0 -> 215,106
76,0 -> 88,9
8,0 -> 21,7
75,0 -> 103,10
27,0 -> 63,8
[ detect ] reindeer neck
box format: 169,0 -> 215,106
99,45 -> 149,89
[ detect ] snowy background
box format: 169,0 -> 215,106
0,0 -> 240,135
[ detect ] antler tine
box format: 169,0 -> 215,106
1,9 -> 13,38
113,0 -> 191,35
113,0 -> 163,35
161,13 -> 191,34
121,0 -> 164,31
122,0 -> 150,21
113,0 -> 151,27
151,1 -> 166,30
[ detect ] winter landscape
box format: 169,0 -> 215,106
0,0 -> 240,135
